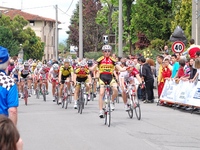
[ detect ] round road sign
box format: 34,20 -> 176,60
171,41 -> 185,53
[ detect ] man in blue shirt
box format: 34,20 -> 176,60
0,46 -> 19,125
171,54 -> 180,78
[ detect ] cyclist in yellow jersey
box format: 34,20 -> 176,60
89,45 -> 127,118
73,60 -> 91,109
58,59 -> 74,104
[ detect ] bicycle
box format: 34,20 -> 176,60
41,78 -> 47,102
90,77 -> 98,101
54,78 -> 59,104
77,82 -> 87,114
126,82 -> 141,120
103,84 -> 112,127
62,80 -> 71,109
35,80 -> 40,99
22,78 -> 29,105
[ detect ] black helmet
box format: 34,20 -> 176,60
87,60 -> 93,67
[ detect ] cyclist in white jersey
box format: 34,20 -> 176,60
48,64 -> 59,102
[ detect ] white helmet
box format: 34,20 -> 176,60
126,60 -> 135,67
24,62 -> 29,67
37,64 -> 41,70
102,45 -> 112,51
53,64 -> 59,70
63,59 -> 70,63
80,60 -> 87,67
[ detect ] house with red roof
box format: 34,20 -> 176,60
0,6 -> 59,61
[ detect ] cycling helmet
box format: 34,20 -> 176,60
24,62 -> 29,67
15,66 -> 20,70
126,60 -> 135,67
102,45 -> 112,51
80,60 -> 87,67
42,65 -> 47,70
32,63 -> 37,67
53,64 -> 59,70
47,62 -> 52,67
63,59 -> 70,63
87,60 -> 93,67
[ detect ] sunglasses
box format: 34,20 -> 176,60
104,50 -> 111,53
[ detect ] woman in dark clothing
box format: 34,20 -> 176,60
140,57 -> 154,103
188,58 -> 197,79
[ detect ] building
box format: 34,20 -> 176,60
0,6 -> 59,60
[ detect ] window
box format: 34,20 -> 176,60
29,20 -> 35,26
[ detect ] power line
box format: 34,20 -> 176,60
65,0 -> 74,13
57,7 -> 71,17
21,5 -> 53,10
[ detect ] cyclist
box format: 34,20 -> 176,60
58,59 -> 74,104
10,65 -> 20,96
49,64 -> 59,102
18,62 -> 32,98
38,65 -> 49,94
119,60 -> 142,111
89,45 -> 126,118
87,59 -> 98,98
33,64 -> 41,94
73,60 -> 91,109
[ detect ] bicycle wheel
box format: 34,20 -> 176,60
107,102 -> 111,127
133,96 -> 141,120
85,94 -> 88,105
127,103 -> 133,119
42,84 -> 46,102
64,87 -> 69,109
24,88 -> 28,105
54,87 -> 58,102
36,88 -> 39,99
104,108 -> 107,125
90,92 -> 94,101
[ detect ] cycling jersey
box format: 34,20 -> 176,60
20,68 -> 31,78
49,67 -> 59,79
75,67 -> 89,78
59,65 -> 73,76
96,56 -> 116,74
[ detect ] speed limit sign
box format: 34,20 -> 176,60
171,41 -> 185,53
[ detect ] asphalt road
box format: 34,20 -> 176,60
17,89 -> 200,150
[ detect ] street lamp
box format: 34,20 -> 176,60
18,44 -> 24,62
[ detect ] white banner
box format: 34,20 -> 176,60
160,80 -> 200,107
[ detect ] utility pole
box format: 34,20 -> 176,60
79,0 -> 83,59
55,4 -> 58,60
118,0 -> 123,57
192,0 -> 200,45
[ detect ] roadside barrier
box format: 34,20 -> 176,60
160,79 -> 200,107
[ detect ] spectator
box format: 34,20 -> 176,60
175,59 -> 189,82
195,51 -> 200,58
183,39 -> 200,59
0,115 -> 23,150
158,59 -> 172,97
164,45 -> 169,53
171,54 -> 180,78
188,58 -> 197,79
157,55 -> 164,97
140,57 -> 154,103
137,56 -> 146,100
7,59 -> 15,76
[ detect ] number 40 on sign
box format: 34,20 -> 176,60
171,41 -> 185,53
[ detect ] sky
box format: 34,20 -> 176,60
1,0 -> 79,43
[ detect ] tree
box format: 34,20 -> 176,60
67,0 -> 103,55
171,0 -> 192,40
0,14 -> 44,60
0,26 -> 19,56
131,0 -> 172,41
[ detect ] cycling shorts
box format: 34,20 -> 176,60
99,74 -> 116,85
61,75 -> 70,84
